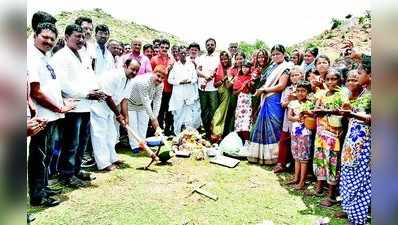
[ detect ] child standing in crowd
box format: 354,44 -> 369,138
286,80 -> 314,190
233,61 -> 253,142
250,49 -> 270,123
223,52 -> 245,136
311,69 -> 349,207
273,66 -> 304,173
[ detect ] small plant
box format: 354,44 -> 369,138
351,92 -> 371,112
331,18 -> 343,30
300,100 -> 315,113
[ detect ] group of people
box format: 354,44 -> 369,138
27,10 -> 371,225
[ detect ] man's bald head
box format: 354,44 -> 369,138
124,58 -> 141,79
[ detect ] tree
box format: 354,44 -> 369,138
238,39 -> 269,57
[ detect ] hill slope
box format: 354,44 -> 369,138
27,8 -> 186,45
290,11 -> 371,60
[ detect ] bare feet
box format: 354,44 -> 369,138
286,179 -> 298,185
294,183 -> 305,190
273,164 -> 285,173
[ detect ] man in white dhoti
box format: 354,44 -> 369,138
90,59 -> 140,171
127,65 -> 166,150
168,47 -> 201,135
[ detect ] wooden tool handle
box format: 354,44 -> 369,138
124,125 -> 158,160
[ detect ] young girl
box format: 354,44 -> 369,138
251,49 -> 270,123
273,66 -> 303,173
223,52 -> 245,136
286,80 -> 314,190
311,69 -> 349,207
233,61 -> 253,142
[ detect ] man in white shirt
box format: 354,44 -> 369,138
107,39 -> 121,66
196,38 -> 220,138
168,47 -> 201,135
127,65 -> 166,150
94,24 -> 115,76
187,42 -> 200,68
75,16 -> 96,71
28,23 -> 75,207
90,59 -> 140,171
27,11 -> 57,55
51,24 -> 106,188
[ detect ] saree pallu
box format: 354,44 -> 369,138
313,116 -> 342,185
247,93 -> 283,164
340,118 -> 371,225
211,85 -> 231,137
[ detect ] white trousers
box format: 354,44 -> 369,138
90,112 -> 119,170
128,110 -> 149,149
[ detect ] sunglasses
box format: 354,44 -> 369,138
46,64 -> 56,79
160,46 -> 170,50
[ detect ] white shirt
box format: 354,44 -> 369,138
78,39 -> 96,71
50,46 -> 99,112
91,68 -> 134,117
95,43 -> 115,76
127,74 -> 163,120
196,52 -> 219,91
27,45 -> 64,122
168,61 -> 199,111
281,85 -> 295,132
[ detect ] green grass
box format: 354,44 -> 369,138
28,147 -> 363,225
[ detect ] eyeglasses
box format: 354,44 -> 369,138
160,46 -> 170,50
46,64 -> 56,79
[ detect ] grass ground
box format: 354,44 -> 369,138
28,147 -> 367,225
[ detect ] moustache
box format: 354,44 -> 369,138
44,43 -> 54,48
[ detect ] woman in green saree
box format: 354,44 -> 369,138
210,51 -> 232,143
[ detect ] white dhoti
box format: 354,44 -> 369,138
90,112 -> 119,170
172,99 -> 201,135
128,110 -> 150,149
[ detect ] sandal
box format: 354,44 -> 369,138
320,198 -> 337,208
113,160 -> 125,166
304,189 -> 324,197
273,164 -> 285,173
335,211 -> 348,219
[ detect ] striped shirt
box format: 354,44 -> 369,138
127,74 -> 163,119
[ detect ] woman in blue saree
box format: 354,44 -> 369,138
247,44 -> 293,165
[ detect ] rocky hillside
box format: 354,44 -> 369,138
27,8 -> 186,45
290,11 -> 371,60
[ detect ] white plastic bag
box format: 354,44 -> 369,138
219,132 -> 243,157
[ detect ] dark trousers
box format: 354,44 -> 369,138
58,112 -> 91,179
158,91 -> 174,135
199,90 -> 219,137
28,120 -> 58,200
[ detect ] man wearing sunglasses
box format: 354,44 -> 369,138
28,23 -> 76,207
